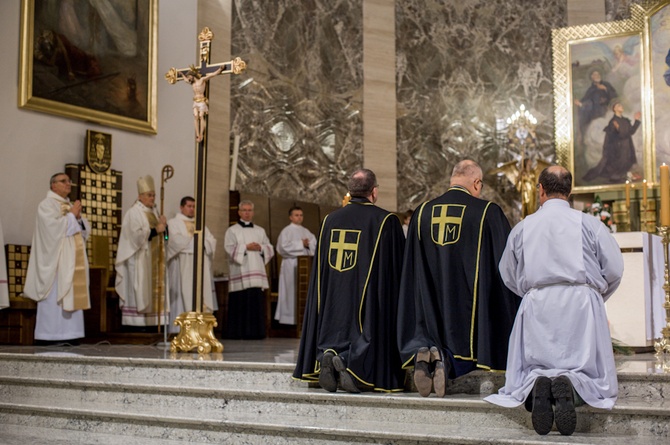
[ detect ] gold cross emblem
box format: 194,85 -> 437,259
431,204 -> 465,245
329,229 -> 361,272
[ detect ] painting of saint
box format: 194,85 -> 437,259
570,33 -> 643,188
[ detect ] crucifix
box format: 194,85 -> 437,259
165,27 -> 246,354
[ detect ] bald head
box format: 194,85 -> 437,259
348,168 -> 378,202
450,160 -> 484,197
538,165 -> 571,204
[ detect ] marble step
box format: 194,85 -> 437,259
0,401 -> 668,445
0,352 -> 503,395
1,352 -> 668,400
1,352 -> 669,444
0,373 -> 668,438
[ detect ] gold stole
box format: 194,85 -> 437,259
145,211 -> 164,314
184,220 -> 195,237
60,203 -> 88,310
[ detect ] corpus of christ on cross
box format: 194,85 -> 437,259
164,27 -> 246,354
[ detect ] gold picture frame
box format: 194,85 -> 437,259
18,0 -> 158,134
552,4 -> 647,193
648,1 -> 670,177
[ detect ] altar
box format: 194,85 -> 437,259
607,232 -> 667,348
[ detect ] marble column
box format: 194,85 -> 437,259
568,0 -> 606,25
363,0 -> 397,211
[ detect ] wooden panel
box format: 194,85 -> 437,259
0,297 -> 36,345
296,255 -> 313,338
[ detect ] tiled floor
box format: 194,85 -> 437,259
0,338 -> 302,364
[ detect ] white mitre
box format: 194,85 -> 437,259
137,175 -> 155,194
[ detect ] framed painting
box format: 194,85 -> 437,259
649,2 -> 670,174
18,0 -> 158,134
553,12 -> 645,192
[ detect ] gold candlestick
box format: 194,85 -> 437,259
654,226 -> 670,356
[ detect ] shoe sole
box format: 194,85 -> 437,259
332,355 -> 361,393
319,352 -> 338,392
413,347 -> 432,397
552,376 -> 577,436
531,377 -> 554,435
430,347 -> 447,398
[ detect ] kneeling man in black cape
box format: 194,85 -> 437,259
398,160 -> 520,397
293,168 -> 406,393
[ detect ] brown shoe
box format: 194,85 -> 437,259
332,355 -> 361,393
319,351 -> 338,392
413,347 -> 432,397
430,346 -> 448,398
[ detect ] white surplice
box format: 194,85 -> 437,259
24,191 -> 91,340
274,223 -> 316,324
166,213 -> 218,333
0,218 -> 9,310
115,200 -> 167,326
224,223 -> 274,292
485,199 -> 623,410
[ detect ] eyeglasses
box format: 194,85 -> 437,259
55,179 -> 72,184
475,179 -> 484,190
536,183 -> 540,189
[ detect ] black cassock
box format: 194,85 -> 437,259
582,115 -> 641,183
293,197 -> 405,391
397,186 -> 520,376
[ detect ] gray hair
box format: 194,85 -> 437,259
347,168 -> 377,197
239,200 -> 255,209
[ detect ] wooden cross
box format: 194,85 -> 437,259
165,27 -> 246,352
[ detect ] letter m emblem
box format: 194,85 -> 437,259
329,229 -> 360,272
431,204 -> 465,246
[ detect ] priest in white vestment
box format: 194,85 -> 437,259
115,175 -> 168,326
274,206 -> 316,325
485,166 -> 624,437
167,196 -> 218,333
224,200 -> 274,339
24,173 -> 91,342
0,218 -> 9,310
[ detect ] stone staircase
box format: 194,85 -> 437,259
0,352 -> 668,444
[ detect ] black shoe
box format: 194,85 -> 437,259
430,346 -> 448,398
531,376 -> 554,435
332,355 -> 361,393
413,347 -> 433,397
319,351 -> 338,392
552,376 -> 577,436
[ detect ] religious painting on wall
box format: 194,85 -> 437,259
553,0 -> 670,194
650,2 -> 670,171
86,130 -> 112,174
18,0 -> 158,134
570,33 -> 644,189
553,6 -> 646,193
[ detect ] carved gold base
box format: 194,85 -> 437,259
170,311 -> 223,354
654,225 -> 670,366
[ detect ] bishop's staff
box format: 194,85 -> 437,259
157,165 -> 174,340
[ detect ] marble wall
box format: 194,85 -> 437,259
230,0 -> 363,208
395,0 -> 567,219
229,0 -> 570,219
606,0 -> 645,20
